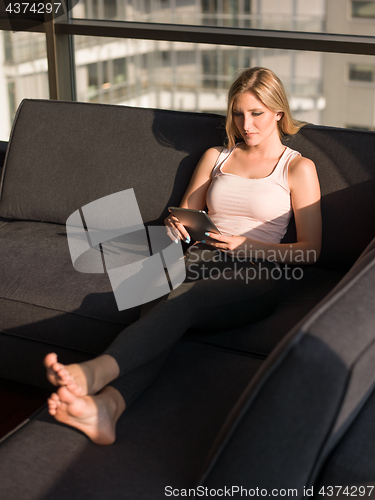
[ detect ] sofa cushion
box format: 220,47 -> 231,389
0,220 -> 140,353
0,342 -> 263,500
0,219 -> 344,381
187,265 -> 344,356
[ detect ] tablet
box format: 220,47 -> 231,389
168,207 -> 221,241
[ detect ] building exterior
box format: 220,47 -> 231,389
1,30 -> 49,140
322,0 -> 375,130
72,0 -> 326,124
1,0 -> 374,141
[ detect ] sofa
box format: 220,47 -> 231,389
0,99 -> 374,499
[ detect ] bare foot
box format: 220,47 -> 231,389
47,385 -> 125,445
44,353 -> 94,396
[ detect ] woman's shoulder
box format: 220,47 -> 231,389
288,153 -> 318,188
201,146 -> 228,169
203,146 -> 227,158
288,153 -> 316,172
193,146 -> 227,177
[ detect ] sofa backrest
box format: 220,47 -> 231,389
284,125 -> 375,270
0,99 -> 225,228
199,239 -> 375,494
314,377 -> 375,490
1,99 -> 374,270
0,141 -> 7,174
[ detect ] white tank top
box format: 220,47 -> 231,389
206,143 -> 301,244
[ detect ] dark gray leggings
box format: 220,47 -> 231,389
104,243 -> 281,406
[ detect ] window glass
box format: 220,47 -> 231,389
72,0 -> 325,32
73,35 -> 375,131
71,0 -> 375,36
0,30 -> 49,141
351,0 -> 375,19
104,0 -> 117,19
348,63 -> 375,82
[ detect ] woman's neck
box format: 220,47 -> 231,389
240,136 -> 285,159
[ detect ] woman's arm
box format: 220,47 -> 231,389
204,156 -> 322,265
165,147 -> 223,242
179,147 -> 224,209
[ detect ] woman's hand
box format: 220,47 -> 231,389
164,211 -> 191,244
202,232 -> 248,255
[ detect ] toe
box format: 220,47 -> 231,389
67,383 -> 82,396
56,366 -> 73,383
57,386 -> 77,405
44,352 -> 58,370
48,395 -> 58,413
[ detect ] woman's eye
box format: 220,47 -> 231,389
233,112 -> 242,117
252,112 -> 263,116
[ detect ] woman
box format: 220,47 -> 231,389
44,67 -> 321,445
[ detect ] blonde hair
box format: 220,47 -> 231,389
226,67 -> 304,149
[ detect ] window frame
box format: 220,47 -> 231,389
1,3 -> 375,102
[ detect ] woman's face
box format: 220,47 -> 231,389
232,91 -> 282,147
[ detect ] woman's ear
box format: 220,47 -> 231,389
276,112 -> 283,121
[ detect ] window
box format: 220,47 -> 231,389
348,63 -> 375,82
202,50 -> 218,89
351,0 -> 375,19
92,0 -> 99,18
202,0 -> 218,14
202,0 -> 218,26
113,58 -> 126,84
7,81 -> 16,119
3,1 -> 375,138
104,0 -> 117,19
244,0 -> 251,14
161,51 -> 171,66
243,0 -> 252,28
223,0 -> 239,26
102,61 -> 110,88
4,31 -> 13,63
0,30 -> 49,141
88,62 -> 99,97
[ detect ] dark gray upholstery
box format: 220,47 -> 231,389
283,126 -> 375,270
200,243 -> 375,493
0,218 -> 343,389
1,101 -> 374,268
0,100 -> 375,499
187,265 -> 344,355
314,388 -> 375,492
0,100 -> 225,226
0,220 -> 139,347
1,99 -> 374,391
0,140 -> 7,175
0,342 -> 263,500
1,237 -> 374,500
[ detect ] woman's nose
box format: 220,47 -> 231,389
244,116 -> 253,130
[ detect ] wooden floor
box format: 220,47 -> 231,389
0,378 -> 50,440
